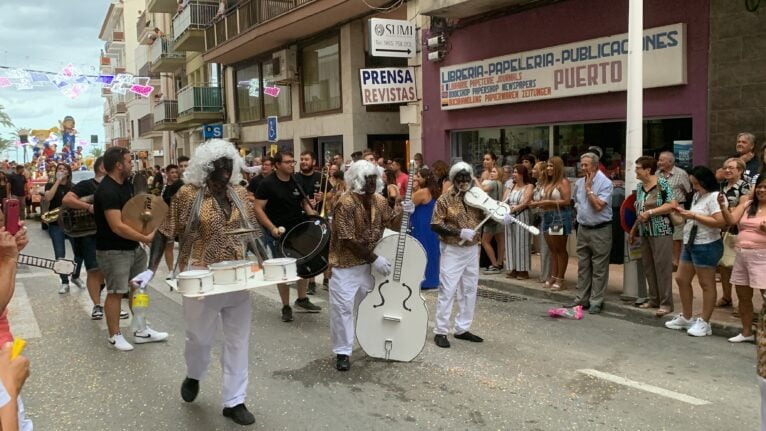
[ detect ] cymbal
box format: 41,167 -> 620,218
224,228 -> 259,235
122,194 -> 168,235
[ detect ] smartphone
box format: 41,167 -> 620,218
4,199 -> 20,235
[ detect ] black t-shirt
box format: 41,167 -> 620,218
44,181 -> 71,216
294,172 -> 322,198
247,173 -> 269,196
255,174 -> 304,230
94,175 -> 138,251
7,173 -> 25,196
162,179 -> 184,205
745,157 -> 761,184
71,178 -> 99,198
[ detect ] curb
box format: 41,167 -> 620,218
480,276 -> 744,339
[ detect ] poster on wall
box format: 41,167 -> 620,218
359,67 -> 417,105
439,23 -> 687,110
673,140 -> 693,170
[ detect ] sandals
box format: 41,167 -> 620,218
716,297 -> 733,308
639,302 -> 659,309
655,308 -> 672,317
550,277 -> 567,291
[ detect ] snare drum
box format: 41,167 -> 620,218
279,215 -> 330,278
176,270 -> 214,295
263,258 -> 298,282
208,261 -> 249,285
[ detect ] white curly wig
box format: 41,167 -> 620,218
346,160 -> 384,194
183,139 -> 244,187
449,161 -> 474,183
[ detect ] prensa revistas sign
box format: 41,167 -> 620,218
360,67 -> 417,106
439,23 -> 687,110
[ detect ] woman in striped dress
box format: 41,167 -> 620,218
504,164 -> 534,279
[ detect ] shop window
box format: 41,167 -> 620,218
451,126 -> 550,176
301,35 -> 341,114
261,60 -> 292,118
235,63 -> 262,122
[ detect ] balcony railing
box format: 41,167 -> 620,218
114,102 -> 127,115
100,56 -> 112,66
138,114 -> 155,136
150,37 -> 185,63
137,10 -> 153,44
205,0 -> 314,51
173,1 -> 219,40
178,85 -> 223,116
154,100 -> 179,124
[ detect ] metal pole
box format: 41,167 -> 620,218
622,0 -> 644,301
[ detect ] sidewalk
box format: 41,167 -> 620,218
479,253 -> 761,338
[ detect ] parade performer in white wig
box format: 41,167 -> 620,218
135,139 -> 264,425
328,160 -> 410,371
430,162 -> 513,348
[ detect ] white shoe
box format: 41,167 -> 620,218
108,333 -> 134,351
687,318 -> 712,337
728,333 -> 755,343
665,314 -> 694,330
71,278 -> 84,289
133,327 -> 169,344
120,309 -> 130,320
58,283 -> 70,294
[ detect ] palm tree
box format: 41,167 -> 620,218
0,105 -> 13,129
89,147 -> 104,158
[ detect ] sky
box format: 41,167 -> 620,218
0,0 -> 109,162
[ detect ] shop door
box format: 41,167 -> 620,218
368,134 -> 409,162
317,136 -> 343,166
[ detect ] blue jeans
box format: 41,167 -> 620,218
48,224 -> 75,284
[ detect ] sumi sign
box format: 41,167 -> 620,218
359,67 -> 417,106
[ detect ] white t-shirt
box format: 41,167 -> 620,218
683,191 -> 722,245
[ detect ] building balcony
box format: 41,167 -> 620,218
177,85 -> 223,125
101,87 -> 112,96
420,0 -> 536,18
112,138 -> 130,148
150,38 -> 186,73
203,0 -> 389,64
137,10 -> 154,44
173,1 -> 219,52
138,114 -> 156,137
103,115 -> 110,124
105,30 -> 125,53
154,100 -> 184,130
114,102 -> 127,115
147,0 -> 178,14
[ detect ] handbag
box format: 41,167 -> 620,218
718,231 -> 737,267
548,202 -> 564,236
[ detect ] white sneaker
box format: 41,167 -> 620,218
71,278 -> 84,289
665,314 -> 694,330
108,333 -> 134,351
134,327 -> 169,344
728,333 -> 755,343
687,318 -> 712,337
58,283 -> 70,294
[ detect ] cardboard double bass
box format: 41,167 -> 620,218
355,161 -> 428,362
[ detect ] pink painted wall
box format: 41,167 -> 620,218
421,0 -> 710,164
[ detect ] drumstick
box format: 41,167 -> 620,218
278,226 -> 286,235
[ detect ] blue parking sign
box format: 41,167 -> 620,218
203,124 -> 223,140
267,116 -> 278,142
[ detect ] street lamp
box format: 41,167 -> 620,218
17,129 -> 30,164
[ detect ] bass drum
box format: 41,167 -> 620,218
279,215 -> 331,278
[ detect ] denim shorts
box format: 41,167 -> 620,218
542,208 -> 573,236
680,239 -> 723,269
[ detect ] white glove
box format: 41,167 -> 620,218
459,228 -> 476,241
502,213 -> 514,226
372,256 -> 392,277
401,200 -> 415,214
130,270 -> 155,289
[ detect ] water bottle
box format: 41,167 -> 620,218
131,287 -> 149,333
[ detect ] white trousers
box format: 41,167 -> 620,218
329,264 -> 373,356
434,243 -> 479,335
183,290 -> 252,408
760,376 -> 766,431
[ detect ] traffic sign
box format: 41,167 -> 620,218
267,116 -> 278,142
203,124 -> 223,140
369,18 -> 416,58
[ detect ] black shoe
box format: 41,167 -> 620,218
335,354 -> 350,371
322,279 -> 329,290
180,377 -> 199,402
454,331 -> 484,342
589,304 -> 602,314
295,297 -> 321,312
281,305 -> 293,322
307,282 -> 317,295
222,403 -> 256,426
434,334 -> 450,348
564,301 -> 589,309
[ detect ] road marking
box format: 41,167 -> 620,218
577,369 -> 711,406
8,283 -> 41,339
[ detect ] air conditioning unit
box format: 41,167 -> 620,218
271,46 -> 298,84
223,123 -> 240,141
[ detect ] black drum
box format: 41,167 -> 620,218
279,215 -> 331,278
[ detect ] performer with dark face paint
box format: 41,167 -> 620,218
430,162 -> 489,348
135,139 -> 263,426
328,160 -> 409,371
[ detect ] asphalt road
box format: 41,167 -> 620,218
9,221 -> 762,430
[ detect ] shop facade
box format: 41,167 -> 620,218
421,0 -> 710,176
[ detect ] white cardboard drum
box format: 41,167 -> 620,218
176,270 -> 214,295
263,258 -> 298,282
